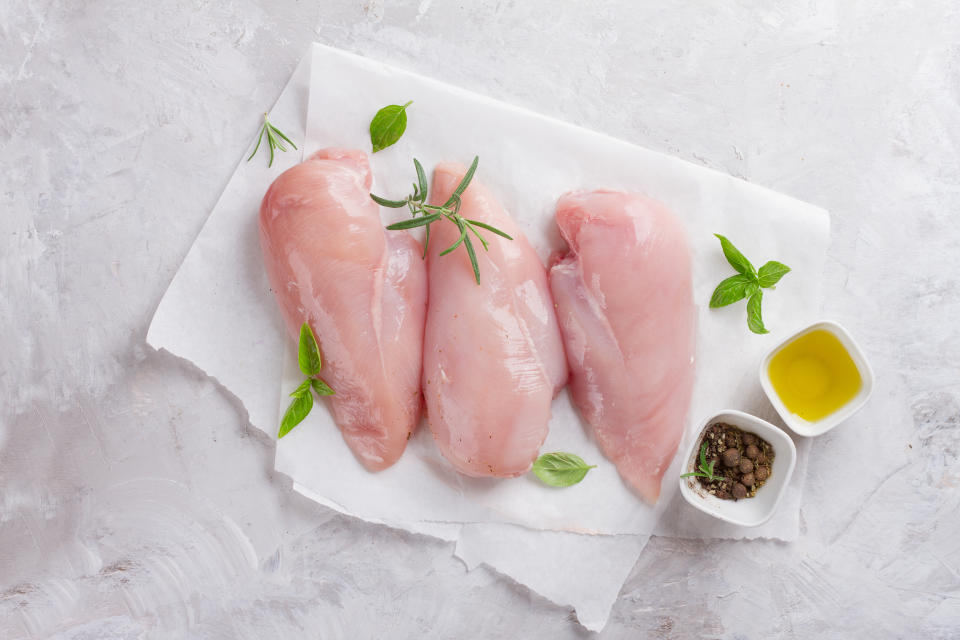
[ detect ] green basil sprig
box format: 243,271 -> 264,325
709,234 -> 790,335
532,452 -> 596,487
278,323 -> 335,438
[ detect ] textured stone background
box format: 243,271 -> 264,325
3,1 -> 959,637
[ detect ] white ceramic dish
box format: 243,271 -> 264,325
759,320 -> 874,437
678,410 -> 797,527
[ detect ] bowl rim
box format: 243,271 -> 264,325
758,319 -> 875,437
677,409 -> 797,527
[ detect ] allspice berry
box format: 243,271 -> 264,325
732,482 -> 748,499
745,444 -> 760,460
722,448 -> 741,468
741,472 -> 755,487
755,465 -> 770,482
742,433 -> 758,446
739,459 -> 754,474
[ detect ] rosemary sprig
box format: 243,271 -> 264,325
247,112 -> 298,168
680,442 -> 722,483
370,156 -> 513,284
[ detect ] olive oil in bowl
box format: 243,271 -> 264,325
767,329 -> 861,421
760,321 -> 873,436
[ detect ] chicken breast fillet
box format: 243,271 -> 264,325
423,164 -> 567,477
259,148 -> 427,470
548,190 -> 695,503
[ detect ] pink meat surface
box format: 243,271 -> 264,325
423,164 -> 567,477
259,148 -> 427,471
548,190 -> 695,503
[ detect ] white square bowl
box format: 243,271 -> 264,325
678,410 -> 797,527
759,320 -> 874,437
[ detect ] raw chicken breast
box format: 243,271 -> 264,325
423,164 -> 567,477
548,191 -> 695,503
259,148 -> 427,471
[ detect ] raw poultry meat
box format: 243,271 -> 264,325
259,148 -> 427,471
422,164 -> 567,477
548,190 -> 695,503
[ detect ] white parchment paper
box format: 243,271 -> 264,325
276,44 -> 825,535
148,44 -> 829,630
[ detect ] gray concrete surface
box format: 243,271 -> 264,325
3,1 -> 959,637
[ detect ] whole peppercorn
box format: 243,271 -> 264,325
739,459 -> 754,474
732,482 -> 748,499
740,472 -> 755,487
722,448 -> 741,468
742,433 -> 758,446
755,465 -> 770,482
745,444 -> 760,460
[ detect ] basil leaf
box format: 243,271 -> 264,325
709,274 -> 755,308
714,234 -> 755,275
370,101 -> 412,153
278,391 -> 313,438
311,378 -> 335,396
747,290 -> 769,334
758,261 -> 791,288
532,452 -> 597,487
289,379 -> 311,397
298,323 -> 321,376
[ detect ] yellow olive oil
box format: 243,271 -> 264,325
767,329 -> 862,422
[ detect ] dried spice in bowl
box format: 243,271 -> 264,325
681,422 -> 775,500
